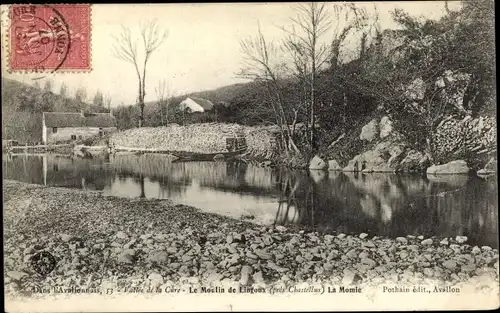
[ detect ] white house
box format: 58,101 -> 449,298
179,97 -> 215,113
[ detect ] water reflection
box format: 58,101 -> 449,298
3,153 -> 498,247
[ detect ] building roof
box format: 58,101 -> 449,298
43,112 -> 116,128
189,97 -> 214,111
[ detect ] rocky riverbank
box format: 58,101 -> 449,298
4,180 -> 499,300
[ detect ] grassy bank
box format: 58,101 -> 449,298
4,181 -> 499,299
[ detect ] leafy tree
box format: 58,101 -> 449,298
75,87 -> 87,104
93,90 -> 104,108
43,79 -> 53,93
59,83 -> 68,98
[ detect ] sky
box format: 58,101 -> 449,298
1,2 -> 461,107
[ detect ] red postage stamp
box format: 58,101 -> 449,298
8,4 -> 91,72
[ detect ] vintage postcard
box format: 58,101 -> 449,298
2,2 -> 498,312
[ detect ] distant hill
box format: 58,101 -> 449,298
1,78 -> 107,143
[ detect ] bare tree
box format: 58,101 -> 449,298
239,25 -> 301,154
282,2 -> 368,153
111,20 -> 168,127
155,79 -> 171,126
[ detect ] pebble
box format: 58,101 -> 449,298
60,234 -> 75,242
23,246 -> 35,255
252,271 -> 265,284
226,235 -> 234,244
359,233 -> 369,239
421,239 -> 433,245
346,249 -> 358,258
324,235 -> 335,243
166,247 -> 177,254
254,250 -> 272,260
116,231 -> 128,240
275,226 -> 287,232
471,246 -> 481,254
342,269 -> 359,285
7,271 -> 28,281
443,260 -> 457,270
456,236 -> 468,244
295,255 -> 305,263
396,237 -> 408,245
233,234 -> 245,243
246,251 -> 258,259
118,252 -> 135,264
149,251 -> 168,263
363,241 -> 376,248
440,238 -> 449,245
361,258 -> 377,268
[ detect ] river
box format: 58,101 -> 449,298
3,153 -> 498,247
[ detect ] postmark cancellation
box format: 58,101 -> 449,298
7,4 -> 91,72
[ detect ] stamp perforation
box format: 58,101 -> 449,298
5,3 -> 92,73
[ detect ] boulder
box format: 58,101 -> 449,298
343,138 -> 407,173
405,78 -> 425,100
379,116 -> 393,139
477,157 -> 497,175
426,160 -> 470,175
328,160 -> 341,171
309,155 -> 327,170
360,119 -> 379,142
398,150 -> 429,172
343,150 -> 394,173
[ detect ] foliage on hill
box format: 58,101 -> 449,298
1,78 -> 109,143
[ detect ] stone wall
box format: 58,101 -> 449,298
108,123 -> 278,157
432,116 -> 497,164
